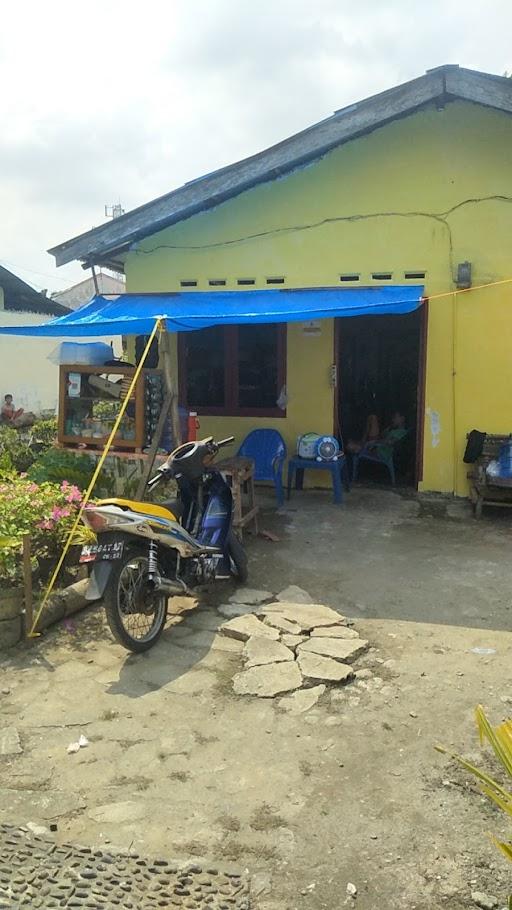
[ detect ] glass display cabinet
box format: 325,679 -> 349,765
58,365 -> 165,451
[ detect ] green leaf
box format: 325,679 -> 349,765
437,706 -> 512,870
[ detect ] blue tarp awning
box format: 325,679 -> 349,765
0,286 -> 424,337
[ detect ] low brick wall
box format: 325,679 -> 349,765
0,589 -> 23,649
0,579 -> 91,650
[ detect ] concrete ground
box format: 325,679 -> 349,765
1,486 -> 511,910
250,485 -> 512,631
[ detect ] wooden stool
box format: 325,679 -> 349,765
217,456 -> 259,537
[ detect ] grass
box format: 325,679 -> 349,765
219,839 -> 279,863
217,813 -> 241,833
193,730 -> 219,746
250,802 -> 286,832
178,840 -> 209,857
100,709 -> 118,721
169,771 -> 191,783
114,775 -> 150,792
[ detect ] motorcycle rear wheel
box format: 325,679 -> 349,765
228,531 -> 248,584
103,549 -> 167,653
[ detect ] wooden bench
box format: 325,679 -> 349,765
467,433 -> 512,517
216,456 -> 259,538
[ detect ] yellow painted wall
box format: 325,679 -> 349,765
125,100 -> 512,495
159,321 -> 334,477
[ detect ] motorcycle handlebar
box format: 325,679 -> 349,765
216,436 -> 235,448
147,436 -> 234,488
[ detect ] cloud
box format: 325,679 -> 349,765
0,0 -> 511,291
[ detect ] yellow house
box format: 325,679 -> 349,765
49,65 -> 512,496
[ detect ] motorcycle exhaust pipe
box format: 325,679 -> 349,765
148,574 -> 189,596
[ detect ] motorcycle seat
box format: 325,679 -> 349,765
95,498 -> 178,522
160,499 -> 183,519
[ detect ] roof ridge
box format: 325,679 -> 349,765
48,66 -> 512,269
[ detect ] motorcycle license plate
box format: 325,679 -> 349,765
79,541 -> 124,564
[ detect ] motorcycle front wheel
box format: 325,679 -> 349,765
103,549 -> 167,653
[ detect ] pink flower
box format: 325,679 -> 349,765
64,486 -> 82,503
37,520 -> 53,530
50,506 -> 71,521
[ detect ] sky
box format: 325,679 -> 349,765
0,0 -> 511,295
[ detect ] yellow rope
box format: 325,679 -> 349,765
424,276 -> 512,302
26,273 -> 512,635
28,317 -> 164,637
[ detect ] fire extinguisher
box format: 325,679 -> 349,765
187,411 -> 200,442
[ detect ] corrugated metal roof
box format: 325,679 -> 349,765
0,265 -> 69,316
48,65 -> 512,269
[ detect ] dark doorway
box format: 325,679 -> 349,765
336,308 -> 425,486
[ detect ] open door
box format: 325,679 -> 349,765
334,303 -> 427,487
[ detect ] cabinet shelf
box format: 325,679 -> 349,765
58,364 -> 164,452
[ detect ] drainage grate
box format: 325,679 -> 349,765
0,824 -> 251,909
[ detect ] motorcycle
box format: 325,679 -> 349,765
79,435 -> 248,652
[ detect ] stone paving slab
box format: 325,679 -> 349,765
257,603 -> 346,631
233,660 -> 302,697
298,637 -> 369,663
0,823 -> 250,909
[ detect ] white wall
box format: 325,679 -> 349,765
0,311 -> 121,414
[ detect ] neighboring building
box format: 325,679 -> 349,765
0,265 -> 70,414
51,271 -> 125,311
0,265 -> 68,318
48,65 -> 512,495
0,266 -> 122,414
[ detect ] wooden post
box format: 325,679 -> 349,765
22,535 -> 33,637
90,264 -> 100,296
135,392 -> 173,500
159,328 -> 182,449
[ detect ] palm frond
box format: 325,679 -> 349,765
437,705 -> 512,876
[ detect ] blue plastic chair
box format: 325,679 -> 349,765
352,446 -> 396,485
237,429 -> 287,507
352,431 -> 409,486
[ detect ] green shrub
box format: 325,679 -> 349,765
31,417 -> 58,447
0,426 -> 34,473
0,477 -> 84,586
28,448 -> 97,491
0,419 -> 58,475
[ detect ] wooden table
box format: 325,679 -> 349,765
216,456 -> 259,537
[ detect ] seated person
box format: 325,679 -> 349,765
347,411 -> 407,458
1,394 -> 34,428
346,413 -> 381,454
367,411 -> 407,460
1,394 -> 24,424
